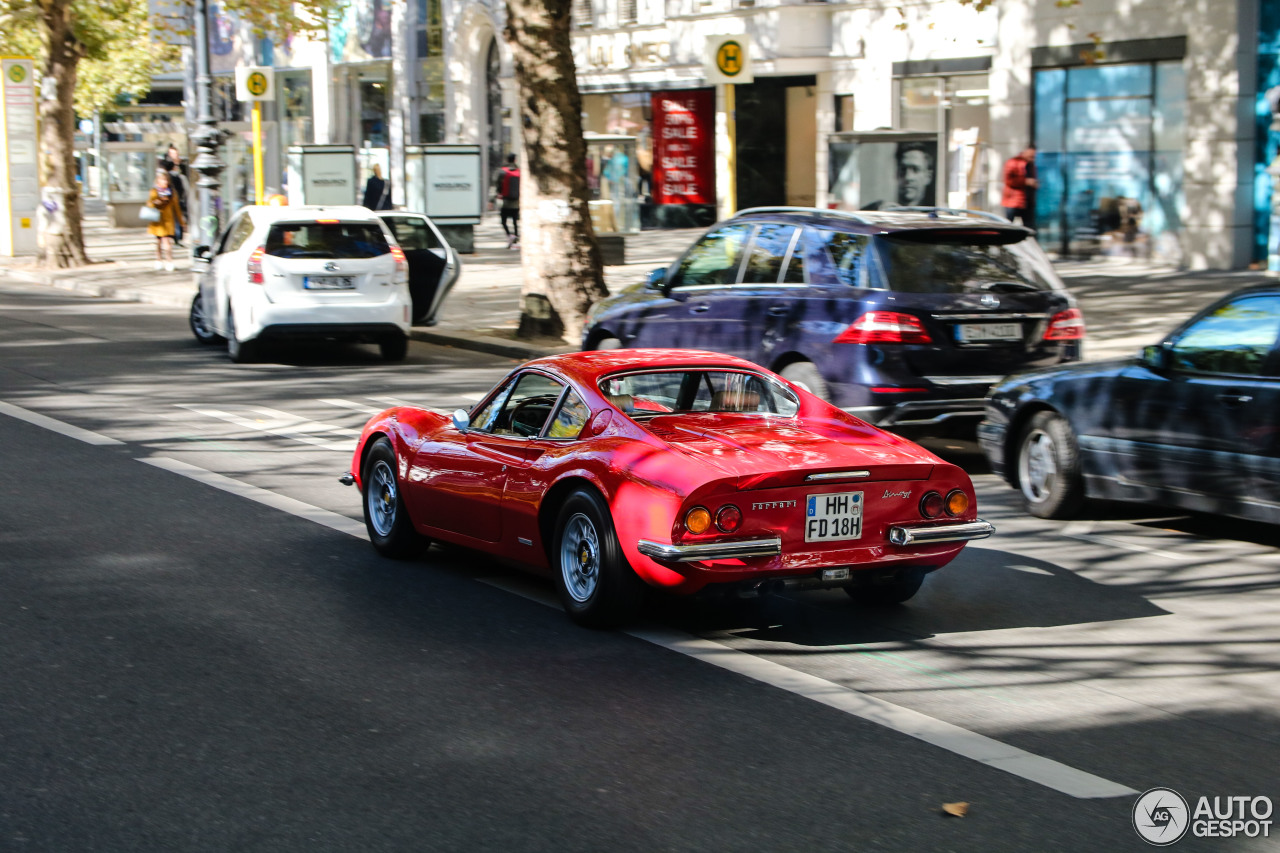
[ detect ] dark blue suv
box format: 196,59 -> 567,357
581,207 -> 1083,434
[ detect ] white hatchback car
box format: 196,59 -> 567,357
189,205 -> 413,362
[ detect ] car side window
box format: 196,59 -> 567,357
668,223 -> 753,288
489,373 -> 566,437
821,231 -> 872,288
741,224 -> 799,285
781,230 -> 807,284
217,215 -> 250,255
468,377 -> 518,433
384,216 -> 443,251
545,388 -> 591,440
1171,295 -> 1280,376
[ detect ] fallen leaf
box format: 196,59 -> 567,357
942,802 -> 970,818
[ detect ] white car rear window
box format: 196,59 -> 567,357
265,222 -> 390,259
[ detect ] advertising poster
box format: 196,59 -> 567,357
651,90 -> 714,206
829,138 -> 938,211
424,146 -> 482,224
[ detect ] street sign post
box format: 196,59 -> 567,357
1,57 -> 38,256
235,66 -> 274,205
704,36 -> 751,219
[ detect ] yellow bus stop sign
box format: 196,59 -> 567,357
716,41 -> 744,78
245,71 -> 268,97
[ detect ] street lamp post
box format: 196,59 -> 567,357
189,0 -> 226,248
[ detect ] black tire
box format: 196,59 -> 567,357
592,335 -> 623,351
189,292 -> 222,344
361,437 -> 429,559
845,568 -> 926,606
380,335 -> 409,362
552,489 -> 646,628
226,307 -> 260,364
1015,410 -> 1085,519
780,361 -> 830,401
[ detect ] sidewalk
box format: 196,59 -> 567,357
1,202 -> 1270,362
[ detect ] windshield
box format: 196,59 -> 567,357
872,233 -> 1059,294
598,370 -> 800,418
265,222 -> 390,259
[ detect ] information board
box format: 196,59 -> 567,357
286,145 -> 357,206
422,145 -> 482,225
1,57 -> 38,256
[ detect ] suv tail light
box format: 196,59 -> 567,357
834,312 -> 933,345
389,245 -> 408,284
1044,308 -> 1085,341
247,245 -> 265,285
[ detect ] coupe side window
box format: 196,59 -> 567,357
468,377 -> 518,433
1171,296 -> 1280,376
741,224 -> 799,285
545,389 -> 591,440
490,373 -> 566,437
669,223 -> 752,288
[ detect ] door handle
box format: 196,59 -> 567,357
1217,393 -> 1253,405
767,306 -> 789,316
690,304 -> 710,314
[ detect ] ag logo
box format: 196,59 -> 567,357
8,64 -> 27,84
1133,787 -> 1190,846
245,71 -> 269,96
715,41 -> 744,77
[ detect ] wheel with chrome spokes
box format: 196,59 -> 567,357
1015,410 -> 1084,519
553,489 -> 645,628
361,437 -> 428,558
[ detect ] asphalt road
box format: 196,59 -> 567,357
1,281 -> 1278,852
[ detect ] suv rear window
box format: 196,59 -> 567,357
873,232 -> 1058,294
265,222 -> 390,259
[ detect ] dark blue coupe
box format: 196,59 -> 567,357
582,207 -> 1083,435
980,285 -> 1280,522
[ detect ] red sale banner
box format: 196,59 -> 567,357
651,90 -> 715,206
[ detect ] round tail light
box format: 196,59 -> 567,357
945,489 -> 970,516
684,507 -> 712,535
919,491 -> 943,518
715,504 -> 742,533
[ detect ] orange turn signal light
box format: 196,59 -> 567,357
685,507 -> 712,535
945,490 -> 970,517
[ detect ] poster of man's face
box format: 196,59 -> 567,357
828,138 -> 937,211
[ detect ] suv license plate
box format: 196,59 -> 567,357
304,276 -> 355,290
805,492 -> 863,543
957,322 -> 1021,342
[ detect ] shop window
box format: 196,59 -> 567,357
619,0 -> 637,23
572,0 -> 593,27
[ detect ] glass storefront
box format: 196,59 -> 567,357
1034,61 -> 1187,262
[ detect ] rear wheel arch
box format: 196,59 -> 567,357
539,476 -> 607,562
584,328 -> 622,350
769,351 -> 812,374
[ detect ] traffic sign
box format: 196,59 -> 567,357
234,66 -> 275,102
704,35 -> 753,85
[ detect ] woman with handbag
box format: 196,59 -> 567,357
145,169 -> 184,271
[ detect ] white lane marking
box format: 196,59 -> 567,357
318,398 -> 383,416
1007,564 -> 1055,576
0,400 -> 124,446
249,407 -> 362,437
176,404 -> 354,451
141,456 -> 367,540
366,396 -> 416,408
480,576 -> 1138,800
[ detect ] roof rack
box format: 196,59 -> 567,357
735,206 -> 875,225
882,206 -> 1012,223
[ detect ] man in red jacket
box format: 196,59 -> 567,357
1001,145 -> 1038,228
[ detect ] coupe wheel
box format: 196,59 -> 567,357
1015,410 -> 1085,519
845,568 -> 925,606
361,438 -> 428,558
553,489 -> 645,628
780,361 -> 830,401
226,307 -> 260,364
189,292 -> 221,344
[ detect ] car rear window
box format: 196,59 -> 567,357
598,370 -> 800,418
871,232 -> 1059,294
264,222 -> 390,259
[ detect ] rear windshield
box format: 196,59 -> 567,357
871,233 -> 1059,294
598,370 -> 800,418
265,222 -> 390,259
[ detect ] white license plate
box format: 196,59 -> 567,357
804,491 -> 863,543
304,276 -> 355,290
957,322 -> 1022,342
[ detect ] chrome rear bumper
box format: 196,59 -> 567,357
637,537 -> 782,562
888,519 -> 994,546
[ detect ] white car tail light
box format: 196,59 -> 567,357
247,245 -> 265,285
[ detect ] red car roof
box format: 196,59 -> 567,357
524,349 -> 768,386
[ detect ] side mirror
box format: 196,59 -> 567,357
644,267 -> 666,291
451,409 -> 471,433
1142,343 -> 1170,371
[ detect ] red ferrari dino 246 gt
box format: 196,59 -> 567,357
343,350 -> 993,626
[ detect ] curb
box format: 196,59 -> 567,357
409,327 -> 574,360
4,266 -> 195,310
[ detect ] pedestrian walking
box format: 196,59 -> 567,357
146,169 -> 184,272
495,153 -> 521,248
1002,145 -> 1038,228
163,148 -> 190,246
361,164 -> 392,210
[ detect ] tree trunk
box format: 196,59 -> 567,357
505,0 -> 607,343
38,0 -> 90,268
